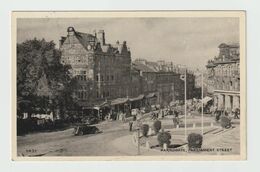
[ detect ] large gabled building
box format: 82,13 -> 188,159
59,27 -> 132,107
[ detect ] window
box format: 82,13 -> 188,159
96,75 -> 99,81
111,75 -> 114,81
101,75 -> 104,82
83,76 -> 86,81
230,81 -> 233,90
81,92 -> 83,99
82,92 -> 84,99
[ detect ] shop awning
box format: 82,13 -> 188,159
110,98 -> 129,106
129,94 -> 144,102
94,101 -> 110,110
145,92 -> 157,99
202,96 -> 213,104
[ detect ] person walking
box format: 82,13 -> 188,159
234,108 -> 240,119
162,108 -> 165,118
129,120 -> 133,132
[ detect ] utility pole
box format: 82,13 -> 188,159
137,127 -> 140,155
201,73 -> 204,135
184,69 -> 187,139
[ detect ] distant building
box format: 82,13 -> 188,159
133,59 -> 198,105
206,43 -> 240,111
60,27 -> 131,107
132,62 -> 158,106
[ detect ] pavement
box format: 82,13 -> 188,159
111,124 -> 240,156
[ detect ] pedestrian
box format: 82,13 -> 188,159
162,109 -> 165,118
122,113 -> 126,122
174,109 -> 179,118
129,120 -> 133,132
151,111 -> 156,120
234,108 -> 240,119
133,115 -> 137,121
108,112 -> 111,121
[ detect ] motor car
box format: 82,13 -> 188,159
73,124 -> 100,136
82,115 -> 99,125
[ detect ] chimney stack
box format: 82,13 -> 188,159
97,30 -> 105,45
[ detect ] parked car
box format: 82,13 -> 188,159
73,124 -> 100,136
82,115 -> 99,125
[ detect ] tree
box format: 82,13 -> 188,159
17,38 -> 78,118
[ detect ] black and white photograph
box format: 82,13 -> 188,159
12,11 -> 246,160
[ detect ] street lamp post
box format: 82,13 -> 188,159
201,73 -> 204,135
137,128 -> 140,155
184,69 -> 187,139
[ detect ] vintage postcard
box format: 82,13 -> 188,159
12,11 -> 246,161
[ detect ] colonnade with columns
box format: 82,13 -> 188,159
213,92 -> 240,111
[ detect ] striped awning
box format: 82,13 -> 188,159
129,94 -> 144,102
145,92 -> 157,99
110,98 -> 129,106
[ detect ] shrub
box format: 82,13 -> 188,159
187,133 -> 203,149
141,124 -> 149,137
157,132 -> 171,147
153,120 -> 162,134
220,116 -> 232,129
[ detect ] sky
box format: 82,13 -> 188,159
17,17 -> 239,69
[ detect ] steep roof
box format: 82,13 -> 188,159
75,31 -> 96,50
61,27 -> 130,55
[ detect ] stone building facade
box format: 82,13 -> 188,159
206,43 -> 240,111
59,27 -> 199,110
60,27 -> 131,107
133,59 -> 197,106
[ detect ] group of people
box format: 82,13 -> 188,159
211,106 -> 240,121
103,110 -> 129,121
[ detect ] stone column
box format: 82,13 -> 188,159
225,95 -> 231,111
214,96 -> 218,107
217,94 -> 224,110
233,96 -> 240,110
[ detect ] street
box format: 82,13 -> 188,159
17,115 -> 240,156
17,120 -> 132,156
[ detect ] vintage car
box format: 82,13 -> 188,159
81,115 -> 99,125
73,124 -> 100,136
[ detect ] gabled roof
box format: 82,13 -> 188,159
75,31 -> 96,50
61,27 -> 130,55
